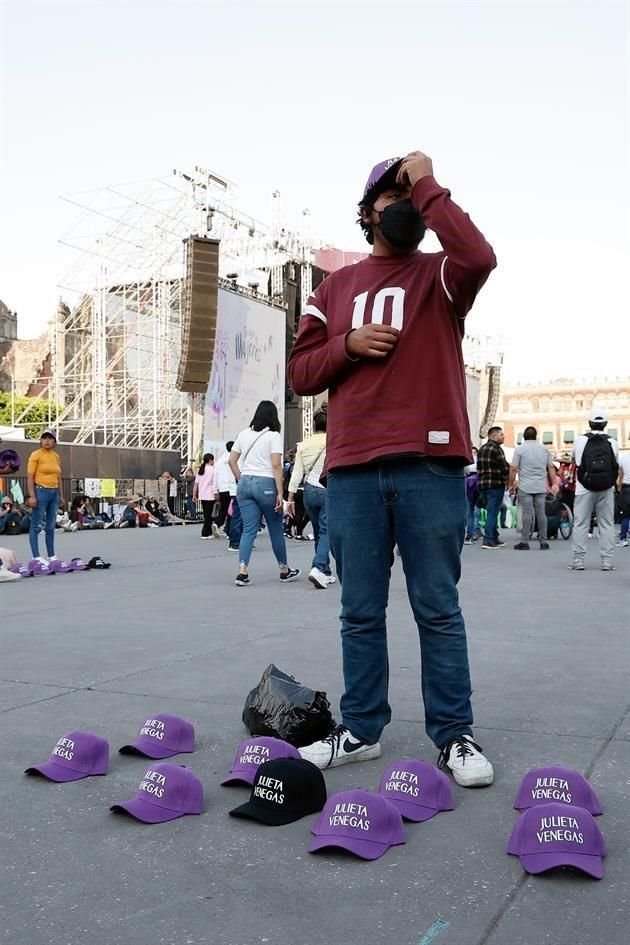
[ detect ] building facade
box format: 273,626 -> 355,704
496,379 -> 630,455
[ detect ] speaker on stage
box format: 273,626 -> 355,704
176,236 -> 220,393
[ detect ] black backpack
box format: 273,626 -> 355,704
577,434 -> 618,492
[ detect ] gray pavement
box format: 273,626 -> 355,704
1,524 -> 629,945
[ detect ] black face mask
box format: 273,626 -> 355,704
376,199 -> 426,250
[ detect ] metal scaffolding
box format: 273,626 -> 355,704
36,167 -> 314,451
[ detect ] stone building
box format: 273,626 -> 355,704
496,378 -> 630,454
0,299 -> 18,390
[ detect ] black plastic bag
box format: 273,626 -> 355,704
242,664 -> 335,747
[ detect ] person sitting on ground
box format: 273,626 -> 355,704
0,545 -> 20,582
0,497 -> 24,536
145,495 -> 170,525
118,497 -> 160,528
56,501 -> 72,531
69,495 -> 107,530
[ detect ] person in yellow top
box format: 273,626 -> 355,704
27,430 -> 62,562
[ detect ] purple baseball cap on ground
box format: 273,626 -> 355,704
110,763 -> 203,823
378,759 -> 455,822
68,558 -> 88,572
222,736 -> 301,786
514,765 -> 603,815
507,802 -> 607,879
119,713 -> 195,759
25,732 -> 109,782
308,789 -> 406,860
361,157 -> 403,201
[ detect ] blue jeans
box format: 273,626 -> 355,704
327,458 -> 473,749
29,486 -> 60,557
237,476 -> 287,568
482,487 -> 505,542
466,499 -> 480,538
228,497 -> 243,549
303,483 -> 331,574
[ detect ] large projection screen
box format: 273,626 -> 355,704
203,288 -> 286,457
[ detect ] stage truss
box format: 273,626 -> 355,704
37,167 -> 314,452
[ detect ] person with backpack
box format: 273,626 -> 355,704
569,409 -> 619,571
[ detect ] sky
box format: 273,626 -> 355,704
1,0 -> 628,382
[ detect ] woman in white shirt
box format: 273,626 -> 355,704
229,400 -> 300,588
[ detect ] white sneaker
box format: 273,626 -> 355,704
438,734 -> 494,787
0,566 -> 20,583
298,725 -> 381,769
326,574 -> 337,585
212,523 -> 221,538
200,536 -> 211,540
615,540 -> 628,547
308,567 -> 329,589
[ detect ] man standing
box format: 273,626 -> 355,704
569,410 -> 619,571
508,426 -> 557,550
476,427 -> 509,549
288,151 -> 496,786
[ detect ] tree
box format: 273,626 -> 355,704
0,394 -> 59,440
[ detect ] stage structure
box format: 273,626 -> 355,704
24,167 -> 315,454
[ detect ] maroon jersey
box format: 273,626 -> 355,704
287,175 -> 496,470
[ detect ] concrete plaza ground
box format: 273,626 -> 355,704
1,523 -> 629,945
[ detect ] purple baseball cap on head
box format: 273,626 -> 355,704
221,736 -> 300,786
308,789 -> 406,860
378,759 -> 455,822
25,731 -> 109,782
361,157 -> 403,201
119,713 -> 195,759
110,763 -> 203,823
507,802 -> 607,879
514,765 -> 603,815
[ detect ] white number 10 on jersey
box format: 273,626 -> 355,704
351,287 -> 405,331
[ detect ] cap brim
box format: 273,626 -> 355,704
221,772 -> 256,786
307,835 -> 392,861
229,800 -> 305,826
110,798 -> 184,824
383,797 -> 443,822
118,741 -> 183,759
518,852 -> 604,879
24,762 -> 91,783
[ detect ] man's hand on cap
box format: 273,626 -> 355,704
345,324 -> 400,360
396,151 -> 433,188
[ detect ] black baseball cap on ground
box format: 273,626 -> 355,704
229,758 -> 327,826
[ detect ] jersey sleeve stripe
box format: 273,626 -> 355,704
303,304 -> 327,325
440,256 -> 455,305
